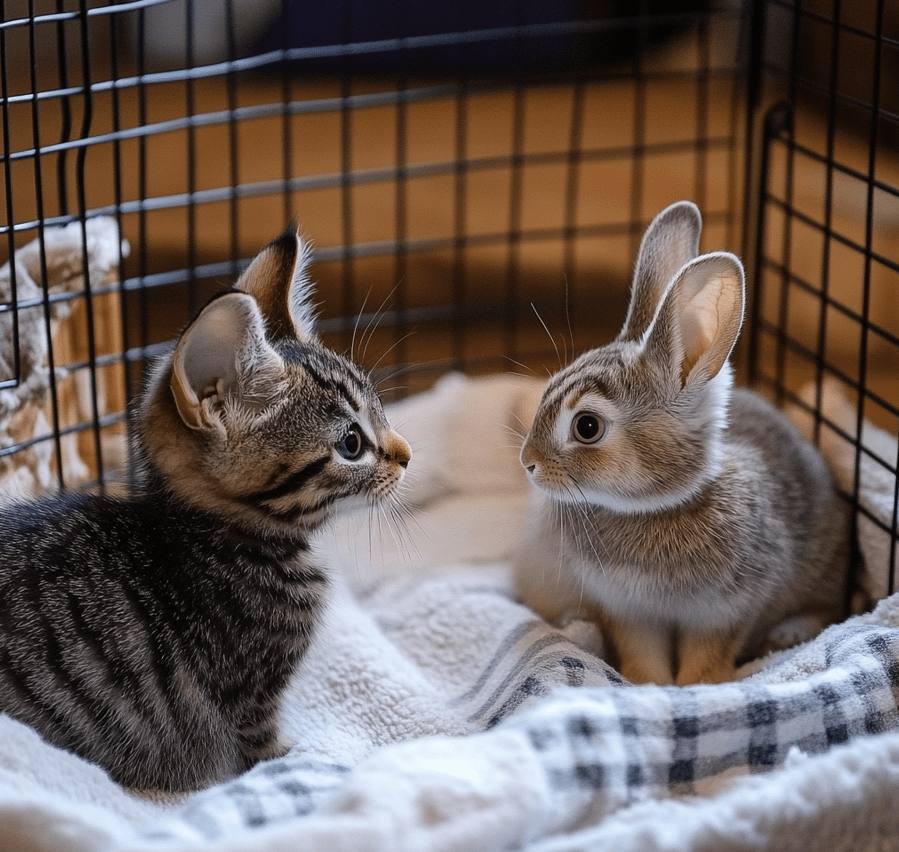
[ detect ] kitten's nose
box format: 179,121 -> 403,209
387,430 -> 412,468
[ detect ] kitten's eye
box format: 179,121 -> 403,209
335,425 -> 364,460
571,412 -> 604,444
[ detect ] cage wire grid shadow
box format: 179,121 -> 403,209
0,0 -> 896,602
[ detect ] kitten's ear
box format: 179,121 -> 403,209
644,252 -> 745,388
236,225 -> 317,343
171,292 -> 284,432
618,201 -> 702,343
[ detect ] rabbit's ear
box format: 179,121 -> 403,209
236,225 -> 318,343
619,201 -> 702,343
645,252 -> 745,388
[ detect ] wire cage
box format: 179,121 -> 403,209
746,0 -> 899,601
0,1 -> 896,599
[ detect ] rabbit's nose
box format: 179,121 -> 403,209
520,441 -> 540,474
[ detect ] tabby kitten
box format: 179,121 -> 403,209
0,226 -> 411,792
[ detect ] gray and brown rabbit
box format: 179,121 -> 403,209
515,201 -> 850,685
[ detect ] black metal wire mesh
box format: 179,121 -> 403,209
9,0 -> 895,603
0,0 -> 747,496
745,0 -> 899,599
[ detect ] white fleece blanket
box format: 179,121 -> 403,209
4,370 -> 899,852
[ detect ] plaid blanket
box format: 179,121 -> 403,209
2,372 -> 899,852
130,599 -> 899,852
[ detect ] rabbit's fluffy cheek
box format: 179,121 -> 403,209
521,437 -> 616,504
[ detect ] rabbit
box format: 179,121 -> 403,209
513,200 -> 851,685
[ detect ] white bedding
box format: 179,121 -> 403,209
2,369 -> 899,852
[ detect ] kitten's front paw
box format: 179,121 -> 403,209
259,735 -> 294,762
240,734 -> 295,772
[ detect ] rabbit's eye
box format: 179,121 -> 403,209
571,412 -> 604,444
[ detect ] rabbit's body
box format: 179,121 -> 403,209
517,387 -> 848,685
515,201 -> 850,685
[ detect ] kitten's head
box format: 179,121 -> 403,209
520,202 -> 744,513
141,226 -> 411,537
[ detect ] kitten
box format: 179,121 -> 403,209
0,226 -> 411,791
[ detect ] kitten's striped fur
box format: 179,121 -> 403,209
0,226 -> 411,791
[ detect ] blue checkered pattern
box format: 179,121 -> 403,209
139,617 -> 899,845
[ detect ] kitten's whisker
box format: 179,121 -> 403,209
342,514 -> 366,589
385,498 -> 423,566
351,287 -> 375,362
359,287 -> 396,359
403,506 -> 436,547
369,331 -> 417,374
402,508 -> 428,541
374,362 -> 417,388
377,498 -> 414,569
374,501 -> 388,558
367,503 -> 376,574
360,283 -> 402,363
